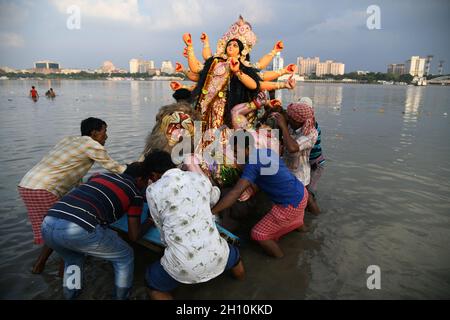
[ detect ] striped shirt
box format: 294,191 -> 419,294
47,173 -> 143,231
19,136 -> 126,198
309,122 -> 323,161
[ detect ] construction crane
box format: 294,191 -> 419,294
425,55 -> 433,76
438,60 -> 445,75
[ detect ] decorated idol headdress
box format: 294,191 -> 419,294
216,15 -> 257,64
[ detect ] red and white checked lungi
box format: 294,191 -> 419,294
251,187 -> 308,241
18,187 -> 59,245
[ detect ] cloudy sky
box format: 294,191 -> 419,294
0,0 -> 449,72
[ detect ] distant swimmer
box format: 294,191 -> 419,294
29,86 -> 39,101
45,88 -> 56,99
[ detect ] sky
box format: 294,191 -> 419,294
0,0 -> 449,73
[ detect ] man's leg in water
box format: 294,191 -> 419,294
32,245 -> 53,274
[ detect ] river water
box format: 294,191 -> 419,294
0,79 -> 449,299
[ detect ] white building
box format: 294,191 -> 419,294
130,58 -> 155,73
161,60 -> 174,74
297,57 -> 320,75
330,62 -> 345,75
273,52 -> 284,71
316,60 -> 345,76
34,60 -> 60,74
406,56 -> 426,77
129,59 -> 140,73
387,64 -> 406,75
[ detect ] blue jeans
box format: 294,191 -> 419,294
41,216 -> 134,299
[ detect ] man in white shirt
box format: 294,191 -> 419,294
144,150 -> 244,300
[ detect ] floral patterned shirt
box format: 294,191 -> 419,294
146,168 -> 229,284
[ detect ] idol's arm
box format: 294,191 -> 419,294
170,81 -> 196,91
260,78 -> 296,91
186,71 -> 200,82
255,40 -> 284,70
200,32 -> 212,61
176,62 -> 199,82
183,33 -> 204,73
261,64 -> 296,81
230,58 -> 258,90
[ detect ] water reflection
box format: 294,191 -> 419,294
292,84 -> 343,109
130,80 -> 140,109
312,85 -> 343,109
395,86 -> 423,162
403,86 -> 422,124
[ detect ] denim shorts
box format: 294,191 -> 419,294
145,243 -> 240,292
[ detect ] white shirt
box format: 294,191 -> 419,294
146,168 -> 229,284
283,127 -> 318,186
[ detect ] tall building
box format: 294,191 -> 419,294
130,59 -> 156,74
273,52 -> 284,71
316,60 -> 345,76
161,60 -> 174,74
387,63 -> 406,75
129,59 -> 140,73
406,56 -> 426,77
34,60 -> 60,74
297,57 -> 320,75
297,57 -> 344,76
330,62 -> 345,75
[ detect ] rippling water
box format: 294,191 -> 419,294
1,80 -> 449,299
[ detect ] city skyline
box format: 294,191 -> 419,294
0,0 -> 449,73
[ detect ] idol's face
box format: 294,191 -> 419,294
226,40 -> 240,58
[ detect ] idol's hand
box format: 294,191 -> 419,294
200,32 -> 209,43
175,62 -> 184,73
269,99 -> 282,109
230,57 -> 240,73
274,40 -> 284,53
284,64 -> 296,74
170,81 -> 182,91
183,33 -> 192,46
285,75 -> 296,90
183,47 -> 188,58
